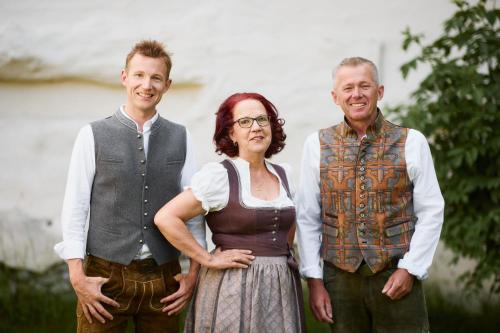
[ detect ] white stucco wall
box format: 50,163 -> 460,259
1,0 -> 461,288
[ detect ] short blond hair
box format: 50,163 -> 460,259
125,40 -> 172,78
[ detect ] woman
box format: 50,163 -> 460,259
154,92 -> 305,332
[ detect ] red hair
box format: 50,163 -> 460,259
214,93 -> 286,158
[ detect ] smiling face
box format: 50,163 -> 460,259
229,99 -> 272,159
332,63 -> 384,125
121,53 -> 171,115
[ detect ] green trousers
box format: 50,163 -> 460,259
323,262 -> 429,333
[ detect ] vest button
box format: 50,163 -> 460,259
360,166 -> 365,171
143,226 -> 147,230
140,160 -> 146,164
272,230 -> 276,234
274,217 -> 278,220
272,238 -> 276,241
360,176 -> 365,180
138,147 -> 143,151
145,185 -> 149,190
139,239 -> 143,243
137,134 -> 142,139
360,159 -> 366,164
359,203 -> 365,208
274,209 -> 278,214
144,212 -> 148,216
360,213 -> 366,218
144,199 -> 148,203
360,194 -> 365,199
360,185 -> 366,190
141,173 -> 146,177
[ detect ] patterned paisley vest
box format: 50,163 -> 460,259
319,112 -> 416,274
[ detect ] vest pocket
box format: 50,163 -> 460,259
384,220 -> 415,237
383,220 -> 415,247
98,155 -> 124,163
324,224 -> 339,237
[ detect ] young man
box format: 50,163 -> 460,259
54,40 -> 206,332
297,57 -> 444,332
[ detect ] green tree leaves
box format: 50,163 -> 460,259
388,0 -> 500,294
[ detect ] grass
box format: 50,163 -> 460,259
2,263 -> 500,332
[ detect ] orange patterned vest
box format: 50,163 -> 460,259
319,113 -> 416,274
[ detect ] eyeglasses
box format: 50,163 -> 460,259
232,115 -> 270,128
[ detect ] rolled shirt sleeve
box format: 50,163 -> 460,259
54,125 -> 95,260
397,129 -> 444,280
296,132 -> 324,279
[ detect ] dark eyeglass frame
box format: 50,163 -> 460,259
232,115 -> 270,128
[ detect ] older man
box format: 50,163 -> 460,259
297,57 -> 444,332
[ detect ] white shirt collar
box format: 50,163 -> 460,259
119,105 -> 159,133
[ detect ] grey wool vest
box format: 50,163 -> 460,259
87,110 -> 186,265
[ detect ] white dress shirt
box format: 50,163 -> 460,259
54,106 -> 206,260
296,129 -> 444,280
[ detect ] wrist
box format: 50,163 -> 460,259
307,278 -> 324,289
67,258 -> 85,285
196,252 -> 214,268
187,259 -> 201,277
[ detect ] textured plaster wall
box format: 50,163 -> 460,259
0,0 -> 462,289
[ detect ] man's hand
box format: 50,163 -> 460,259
68,259 -> 119,324
161,272 -> 197,316
382,268 -> 414,300
307,278 -> 334,323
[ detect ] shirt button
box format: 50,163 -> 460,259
272,238 -> 276,242
360,176 -> 365,180
273,217 -> 278,221
360,166 -> 365,171
360,213 -> 365,218
360,194 -> 365,199
274,210 -> 278,214
360,185 -> 366,190
360,159 -> 366,164
273,224 -> 277,228
272,230 -> 276,234
359,203 -> 365,208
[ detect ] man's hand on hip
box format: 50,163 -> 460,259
161,272 -> 197,316
68,259 -> 119,324
382,268 -> 415,300
307,278 -> 334,323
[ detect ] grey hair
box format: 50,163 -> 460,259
332,57 -> 380,87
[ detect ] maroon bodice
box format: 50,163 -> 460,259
205,159 -> 296,256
